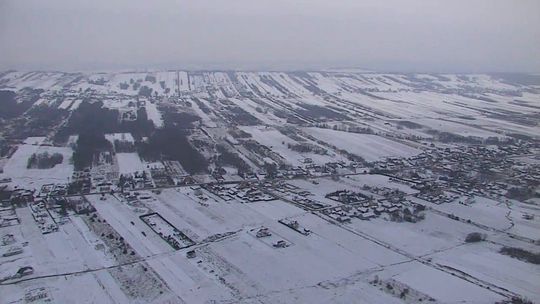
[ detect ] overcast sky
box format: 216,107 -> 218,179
1,0 -> 539,72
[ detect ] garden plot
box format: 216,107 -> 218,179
286,178 -> 367,208
140,212 -> 196,250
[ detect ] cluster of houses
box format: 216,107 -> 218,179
65,196 -> 95,214
414,190 -> 459,205
324,196 -> 425,223
373,142 -> 540,204
118,171 -> 154,191
38,183 -> 67,197
273,161 -> 360,180
6,189 -> 35,206
69,170 -> 92,194
271,181 -> 329,210
148,166 -> 174,187
325,189 -> 371,205
205,182 -> 275,203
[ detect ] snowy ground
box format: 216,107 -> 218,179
0,143 -> 73,190
115,153 -> 146,174
239,126 -> 337,166
2,178 -> 536,303
303,127 -> 421,161
1,70 -> 539,303
145,101 -> 164,128
105,133 -> 135,144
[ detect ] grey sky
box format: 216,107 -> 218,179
1,0 -> 539,72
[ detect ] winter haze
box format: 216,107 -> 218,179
1,0 -> 539,72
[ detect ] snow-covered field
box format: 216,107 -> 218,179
0,143 -> 73,190
116,153 -> 146,174
303,127 -> 421,161
1,177 -> 536,303
239,126 -> 337,166
414,118 -> 504,138
145,101 -> 164,128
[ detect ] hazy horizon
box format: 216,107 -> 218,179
1,0 -> 539,73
